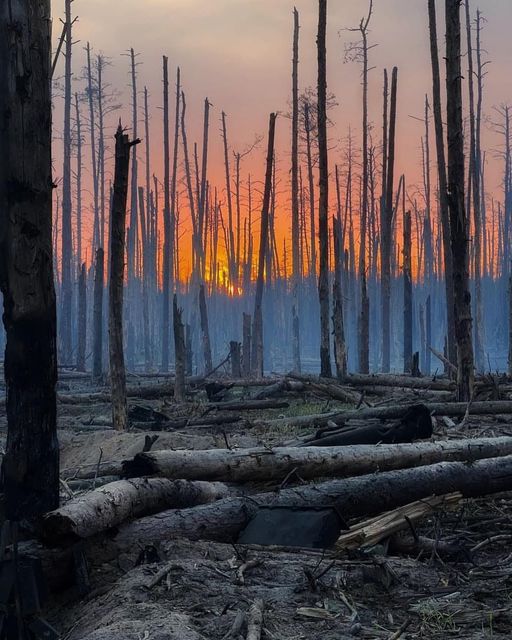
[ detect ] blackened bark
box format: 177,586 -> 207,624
92,248 -> 104,381
445,0 -> 475,401
199,284 -> 213,375
252,114 -> 277,378
0,0 -> 59,519
242,312 -> 252,378
173,294 -> 186,402
109,125 -> 138,431
317,0 -> 332,377
403,211 -> 413,373
77,263 -> 87,372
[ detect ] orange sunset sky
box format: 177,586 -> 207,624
50,0 -> 512,278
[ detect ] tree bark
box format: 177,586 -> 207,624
40,478 -> 237,544
445,0 -> 475,401
317,0 -> 332,377
109,125 -> 137,431
92,248 -> 104,381
230,341 -> 242,379
403,211 -> 413,373
427,0 -> 456,368
252,114 -> 277,378
199,284 -> 213,375
116,455 -> 512,546
242,312 -> 252,378
173,294 -> 186,402
123,437 -> 512,485
77,263 -> 87,372
0,0 -> 59,519
332,218 -> 347,380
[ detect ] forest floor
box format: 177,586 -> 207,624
3,372 -> 512,639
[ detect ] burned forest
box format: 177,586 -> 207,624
3,0 -> 512,638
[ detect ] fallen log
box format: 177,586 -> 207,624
40,477 -> 238,544
122,437 -> 512,483
301,403 -> 433,446
270,400 -> 512,431
343,373 -> 455,391
115,455 -> 512,546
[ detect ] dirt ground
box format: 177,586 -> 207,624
4,375 -> 512,639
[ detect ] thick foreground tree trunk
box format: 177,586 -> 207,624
0,0 -> 60,519
116,455 -> 512,546
445,0 -> 475,400
123,437 -> 512,484
40,478 -> 237,544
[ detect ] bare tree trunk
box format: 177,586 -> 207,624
230,341 -> 242,378
465,0 -> 484,372
0,0 -> 59,518
162,57 -> 171,372
75,93 -> 83,269
291,7 -> 301,374
403,211 -> 413,373
445,0 -> 474,401
77,263 -> 87,372
173,294 -> 186,402
86,42 -> 100,254
60,0 -> 74,364
199,284 -> 213,374
304,102 -> 317,280
252,114 -> 277,378
317,0 -> 332,378
357,1 -> 373,374
109,125 -> 138,431
221,111 -> 236,285
332,218 -> 347,380
427,0 -> 456,367
242,312 -> 252,378
138,186 -> 151,372
92,248 -> 104,381
382,66 -> 398,372
509,270 -> 512,377
199,98 -> 211,279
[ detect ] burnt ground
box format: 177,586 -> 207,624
3,373 -> 512,639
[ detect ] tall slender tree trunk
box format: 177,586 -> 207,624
445,0 -> 474,401
61,0 -> 73,364
199,284 -> 213,374
77,263 -> 87,372
86,42 -> 100,253
333,218 -> 347,379
109,125 -> 138,431
252,114 -> 277,378
304,103 -> 317,280
291,7 -> 301,300
173,294 -> 186,402
465,0 -> 484,372
75,92 -> 83,269
427,0 -> 456,368
92,248 -> 104,381
0,0 -> 59,519
161,57 -> 171,372
381,66 -> 398,372
317,0 -> 332,377
403,211 -> 413,373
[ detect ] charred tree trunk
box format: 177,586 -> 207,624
173,294 -> 186,402
77,263 -> 87,372
427,0 -> 456,368
382,66 -> 398,372
317,0 -> 332,377
109,125 -> 138,431
403,211 -> 413,373
85,42 -> 100,253
242,312 -> 252,378
291,7 -> 301,374
92,248 -> 104,381
333,218 -> 347,380
252,114 -> 277,378
0,0 -> 59,519
445,0 -> 475,401
60,0 -> 73,365
199,284 -> 213,375
230,342 -> 242,379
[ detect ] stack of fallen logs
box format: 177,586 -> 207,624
17,394 -> 512,592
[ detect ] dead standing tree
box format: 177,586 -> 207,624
445,0 -> 475,401
109,124 -> 139,431
317,0 -> 332,377
0,0 -> 59,518
60,0 -> 75,365
252,113 -> 277,378
291,7 -> 301,372
345,0 -> 374,373
427,0 -> 456,368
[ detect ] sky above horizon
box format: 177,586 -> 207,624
50,0 -> 512,274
